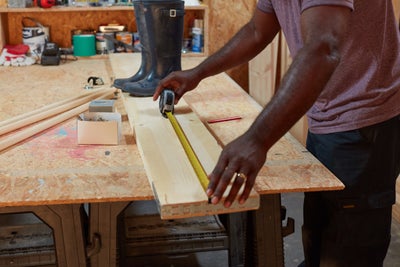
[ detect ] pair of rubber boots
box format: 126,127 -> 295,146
113,0 -> 184,97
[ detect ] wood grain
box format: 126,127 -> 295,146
122,95 -> 259,219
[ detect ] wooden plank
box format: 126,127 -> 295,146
249,32 -> 308,146
122,94 -> 259,219
248,35 -> 279,108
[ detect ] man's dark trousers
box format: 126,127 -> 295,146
302,115 -> 400,267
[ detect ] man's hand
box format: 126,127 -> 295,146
207,131 -> 267,207
153,69 -> 201,103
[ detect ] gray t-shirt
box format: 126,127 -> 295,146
257,0 -> 400,134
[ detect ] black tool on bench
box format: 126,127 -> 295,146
41,41 -> 60,66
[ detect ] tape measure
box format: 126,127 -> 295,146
165,111 -> 209,190
160,89 -> 209,191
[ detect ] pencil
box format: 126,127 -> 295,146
207,116 -> 242,124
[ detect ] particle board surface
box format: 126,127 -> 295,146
183,72 -> 343,194
0,54 -> 344,211
0,58 -> 152,207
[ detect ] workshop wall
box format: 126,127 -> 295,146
202,0 -> 256,92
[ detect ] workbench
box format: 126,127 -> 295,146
0,54 -> 343,267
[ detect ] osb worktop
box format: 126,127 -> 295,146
0,54 -> 343,208
0,57 -> 152,206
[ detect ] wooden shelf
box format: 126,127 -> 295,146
0,6 -> 136,12
0,4 -> 208,56
0,4 -> 208,13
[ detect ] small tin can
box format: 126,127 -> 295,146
191,28 -> 203,53
95,32 -> 107,54
95,32 -> 115,54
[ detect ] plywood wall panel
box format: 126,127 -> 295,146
206,1 -> 254,54
249,35 -> 279,107
203,0 -> 256,91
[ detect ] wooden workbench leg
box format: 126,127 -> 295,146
42,204 -> 88,267
247,194 -> 285,267
88,201 -> 131,267
224,212 -> 247,267
0,204 -> 88,267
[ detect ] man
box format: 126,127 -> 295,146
154,1 -> 400,266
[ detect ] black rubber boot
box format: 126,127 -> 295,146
113,2 -> 151,89
122,0 -> 184,97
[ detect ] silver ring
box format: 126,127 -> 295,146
236,172 -> 247,181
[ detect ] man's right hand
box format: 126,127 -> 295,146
153,68 -> 201,103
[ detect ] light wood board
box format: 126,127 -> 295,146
122,94 -> 259,219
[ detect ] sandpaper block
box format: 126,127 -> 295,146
89,99 -> 115,112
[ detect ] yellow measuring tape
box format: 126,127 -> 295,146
165,111 -> 209,191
